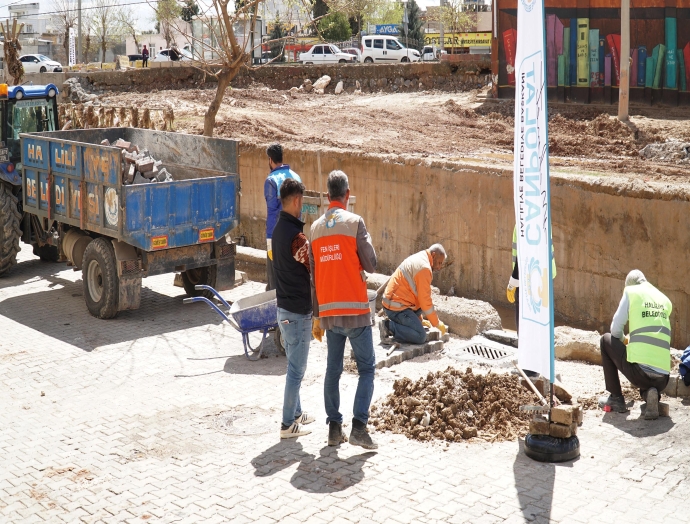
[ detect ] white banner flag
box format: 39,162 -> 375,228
513,0 -> 554,381
69,27 -> 76,66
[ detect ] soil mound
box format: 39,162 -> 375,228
370,367 -> 534,443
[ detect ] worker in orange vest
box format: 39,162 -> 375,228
310,170 -> 378,450
380,246 -> 448,344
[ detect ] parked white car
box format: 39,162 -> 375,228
361,35 -> 420,63
341,48 -> 362,63
19,54 -> 63,73
153,47 -> 193,62
299,44 -> 356,64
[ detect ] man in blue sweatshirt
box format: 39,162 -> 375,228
265,143 -> 301,290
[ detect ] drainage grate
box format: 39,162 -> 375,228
461,343 -> 509,360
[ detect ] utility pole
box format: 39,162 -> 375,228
618,0 -> 630,120
77,0 -> 82,64
439,0 -> 445,56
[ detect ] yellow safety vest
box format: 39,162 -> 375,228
626,282 -> 672,373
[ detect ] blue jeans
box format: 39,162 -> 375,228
384,308 -> 426,345
277,307 -> 312,427
324,325 -> 376,426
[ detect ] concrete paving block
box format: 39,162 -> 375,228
554,326 -> 602,365
529,416 -> 550,435
549,422 -> 577,439
551,405 -> 577,426
435,295 -> 502,339
663,374 -> 678,397
676,377 -> 690,398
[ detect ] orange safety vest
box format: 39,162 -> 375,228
311,201 -> 370,317
383,250 -> 439,326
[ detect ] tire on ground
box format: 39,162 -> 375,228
181,265 -> 217,299
33,244 -> 59,262
0,183 -> 22,277
82,237 -> 119,319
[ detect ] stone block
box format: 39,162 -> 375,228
136,158 -> 155,173
529,415 -> 550,436
676,376 -> 690,398
554,326 -> 602,365
550,405 -> 579,426
549,422 -> 577,439
426,330 -> 440,342
663,374 -> 678,397
114,138 -> 131,150
435,295 -> 502,339
659,402 -> 670,417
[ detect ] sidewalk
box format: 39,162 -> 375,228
1,249 -> 688,523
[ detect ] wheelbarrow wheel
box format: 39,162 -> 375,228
274,328 -> 286,355
182,265 -> 217,298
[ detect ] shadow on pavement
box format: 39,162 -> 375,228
223,349 -> 287,376
513,439 -> 576,522
252,441 -> 375,493
0,272 -> 223,352
602,409 -> 675,437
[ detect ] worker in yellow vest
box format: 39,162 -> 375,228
599,270 -> 672,420
506,225 -> 556,333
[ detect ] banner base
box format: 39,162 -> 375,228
524,434 -> 580,463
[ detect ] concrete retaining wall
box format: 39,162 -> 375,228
237,145 -> 690,349
36,60 -> 490,94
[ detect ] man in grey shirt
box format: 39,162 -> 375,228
309,170 -> 378,449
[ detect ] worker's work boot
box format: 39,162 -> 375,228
328,421 -> 348,446
598,394 -> 629,413
349,419 -> 378,450
644,388 -> 659,420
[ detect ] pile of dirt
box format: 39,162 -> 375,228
443,99 -> 477,119
587,113 -> 636,139
370,367 -> 534,443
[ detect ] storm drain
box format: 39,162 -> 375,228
461,343 -> 509,360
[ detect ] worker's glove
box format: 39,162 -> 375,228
506,276 -> 519,304
312,318 -> 324,342
623,334 -> 630,346
422,320 -> 432,329
437,321 -> 447,335
266,239 -> 273,261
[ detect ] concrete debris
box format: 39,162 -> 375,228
370,367 -> 534,443
554,326 -> 602,365
639,140 -> 690,163
116,142 -> 174,185
63,77 -> 99,104
302,79 -> 313,93
312,75 -> 331,91
483,329 -> 518,348
435,295 -> 502,339
335,81 -> 344,94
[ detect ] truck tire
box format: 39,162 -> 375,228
0,183 -> 22,277
32,244 -> 59,262
181,265 -> 217,299
82,238 -> 119,319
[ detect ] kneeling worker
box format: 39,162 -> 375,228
380,245 -> 448,344
599,270 -> 672,420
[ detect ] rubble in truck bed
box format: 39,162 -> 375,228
370,367 -> 534,443
102,138 -> 174,185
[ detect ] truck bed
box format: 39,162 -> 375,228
20,128 -> 239,251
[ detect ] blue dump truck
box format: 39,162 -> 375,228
0,84 -> 239,319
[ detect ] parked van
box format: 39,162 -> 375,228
361,35 -> 420,63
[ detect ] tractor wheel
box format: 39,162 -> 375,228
33,244 -> 59,262
82,238 -> 119,319
0,183 -> 22,277
181,265 -> 217,299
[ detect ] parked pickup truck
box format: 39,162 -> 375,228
0,90 -> 240,319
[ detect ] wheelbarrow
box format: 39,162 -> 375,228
183,286 -> 285,361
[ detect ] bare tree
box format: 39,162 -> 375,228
429,0 -> 476,33
155,0 -> 183,48
324,0 -> 388,36
118,7 -> 140,53
91,0 -> 123,62
51,0 -> 77,64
